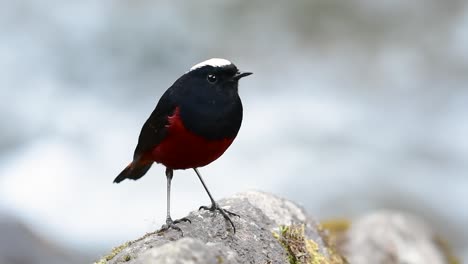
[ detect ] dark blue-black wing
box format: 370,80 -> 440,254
114,88 -> 176,183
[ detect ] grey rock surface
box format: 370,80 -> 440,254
137,238 -> 238,264
97,191 -> 338,264
339,210 -> 453,264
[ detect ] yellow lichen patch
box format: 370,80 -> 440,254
320,219 -> 351,233
273,224 -> 347,264
305,239 -> 327,264
319,218 -> 351,257
434,236 -> 460,264
94,241 -> 131,264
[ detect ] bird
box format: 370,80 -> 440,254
114,58 -> 252,234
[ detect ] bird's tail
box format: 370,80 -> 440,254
114,159 -> 153,183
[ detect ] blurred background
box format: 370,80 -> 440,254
1,0 -> 467,263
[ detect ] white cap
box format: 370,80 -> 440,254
189,58 -> 233,71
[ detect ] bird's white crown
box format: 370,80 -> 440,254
189,58 -> 232,71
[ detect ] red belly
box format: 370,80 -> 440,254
148,107 -> 235,169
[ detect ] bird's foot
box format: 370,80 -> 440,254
199,203 -> 239,233
158,217 -> 191,236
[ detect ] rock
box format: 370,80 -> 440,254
334,210 -> 459,264
138,238 -> 238,264
95,191 -> 346,264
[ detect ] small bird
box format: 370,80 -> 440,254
114,58 -> 252,233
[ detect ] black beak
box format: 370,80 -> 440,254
233,71 -> 253,81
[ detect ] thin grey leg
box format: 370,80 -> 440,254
194,168 -> 239,233
158,168 -> 191,235
165,168 -> 173,222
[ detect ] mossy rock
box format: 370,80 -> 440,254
94,241 -> 132,264
94,191 -> 348,264
274,224 -> 348,264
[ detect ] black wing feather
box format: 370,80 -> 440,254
133,88 -> 176,160
113,88 -> 177,183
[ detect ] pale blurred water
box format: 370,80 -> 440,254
0,0 -> 467,261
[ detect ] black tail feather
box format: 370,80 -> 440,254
114,161 -> 153,183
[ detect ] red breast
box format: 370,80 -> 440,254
147,107 -> 235,169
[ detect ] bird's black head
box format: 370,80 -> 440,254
170,58 -> 252,140
176,58 -> 252,96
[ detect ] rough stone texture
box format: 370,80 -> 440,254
137,238 -> 235,264
96,191 -> 342,264
338,210 -> 456,264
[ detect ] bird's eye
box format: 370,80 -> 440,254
207,74 -> 217,83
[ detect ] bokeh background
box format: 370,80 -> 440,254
1,0 -> 467,263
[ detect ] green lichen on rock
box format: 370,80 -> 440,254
94,241 -> 131,264
123,254 -> 131,262
273,224 -> 347,264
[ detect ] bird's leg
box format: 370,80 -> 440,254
159,168 -> 191,235
194,168 -> 239,233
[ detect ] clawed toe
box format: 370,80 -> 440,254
199,205 -> 211,211
159,222 -> 182,234
223,209 -> 240,218
199,203 -> 239,233
173,217 -> 191,224
158,217 -> 191,236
